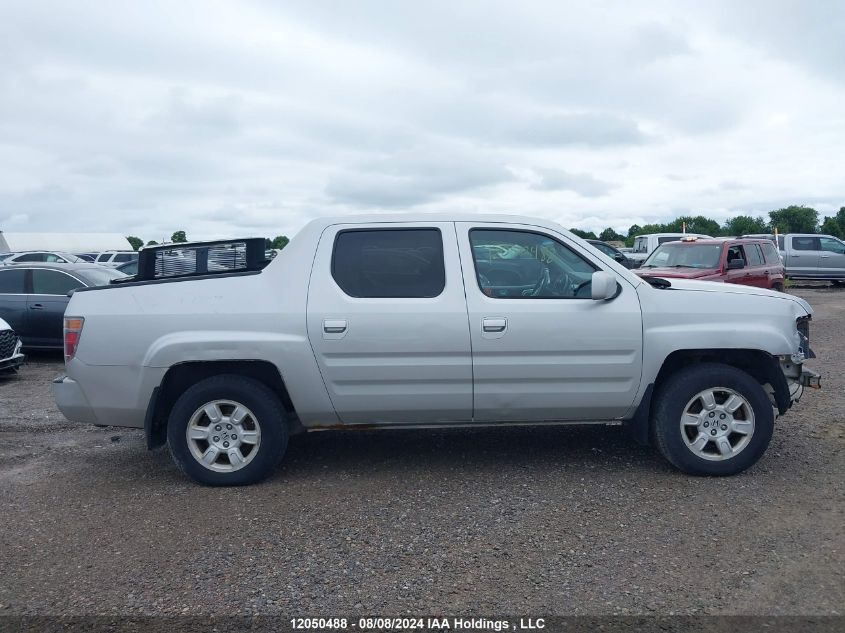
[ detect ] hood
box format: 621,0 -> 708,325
662,278 -> 812,314
635,267 -> 717,279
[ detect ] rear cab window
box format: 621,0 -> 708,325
761,242 -> 781,265
331,228 -> 445,298
745,243 -> 764,267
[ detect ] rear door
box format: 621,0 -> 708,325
743,243 -> 768,287
306,222 -> 473,425
817,237 -> 845,279
788,236 -> 820,276
457,222 -> 643,422
0,268 -> 29,340
27,269 -> 85,348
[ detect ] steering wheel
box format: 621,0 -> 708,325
524,266 -> 551,296
572,279 -> 592,298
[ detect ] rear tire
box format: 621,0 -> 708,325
167,374 -> 288,486
652,363 -> 774,476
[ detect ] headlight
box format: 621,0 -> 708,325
796,317 -> 814,360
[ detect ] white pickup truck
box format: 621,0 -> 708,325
53,215 -> 820,485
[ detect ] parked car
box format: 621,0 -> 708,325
94,251 -> 139,268
115,260 -> 138,276
52,216 -> 820,486
627,233 -> 712,267
0,251 -> 85,265
0,316 -> 25,373
635,237 -> 785,290
73,253 -> 99,262
0,264 -> 125,349
587,239 -> 634,268
777,234 -> 845,284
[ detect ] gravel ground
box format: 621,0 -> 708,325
0,287 -> 842,616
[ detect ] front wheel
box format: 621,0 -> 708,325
652,363 -> 774,476
167,375 -> 289,486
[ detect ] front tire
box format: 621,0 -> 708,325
167,375 -> 289,486
652,363 -> 774,476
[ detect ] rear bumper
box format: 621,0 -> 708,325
0,352 -> 25,372
52,375 -> 99,424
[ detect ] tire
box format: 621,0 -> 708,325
652,363 -> 774,476
772,283 -> 784,292
167,374 -> 289,486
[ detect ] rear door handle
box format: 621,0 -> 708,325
29,304 -> 45,310
323,319 -> 347,334
820,255 -> 831,259
482,317 -> 507,333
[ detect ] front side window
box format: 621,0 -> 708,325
0,269 -> 26,293
331,228 -> 445,298
31,270 -> 84,295
727,245 -> 747,265
96,254 -> 111,262
632,237 -> 648,253
114,253 -> 137,262
793,237 -> 819,251
470,229 -> 596,299
819,237 -> 845,254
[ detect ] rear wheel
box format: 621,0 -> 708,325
167,375 -> 288,485
652,363 -> 774,476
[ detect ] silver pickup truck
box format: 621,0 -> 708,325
778,234 -> 845,283
53,214 -> 821,485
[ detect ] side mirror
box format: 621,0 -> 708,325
613,253 -> 626,262
727,259 -> 745,270
591,271 -> 617,300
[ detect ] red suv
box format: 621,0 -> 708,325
633,238 -> 785,290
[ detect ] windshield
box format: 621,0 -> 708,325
641,243 -> 723,269
0,253 -> 11,261
78,267 -> 126,286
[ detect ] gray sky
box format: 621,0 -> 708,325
1,0 -> 843,240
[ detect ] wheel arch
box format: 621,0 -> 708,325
626,348 -> 790,446
144,360 -> 301,449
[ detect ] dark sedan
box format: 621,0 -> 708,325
587,239 -> 634,268
0,263 -> 125,349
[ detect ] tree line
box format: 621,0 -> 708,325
123,205 -> 845,251
571,205 -> 845,246
124,232 -> 291,252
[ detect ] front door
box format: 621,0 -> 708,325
818,237 -> 845,279
0,268 -> 30,341
307,222 -> 473,425
788,236 -> 821,277
457,223 -> 643,422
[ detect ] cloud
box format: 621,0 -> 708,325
532,169 -> 616,198
0,1 -> 842,240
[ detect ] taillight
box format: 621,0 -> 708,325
64,317 -> 84,362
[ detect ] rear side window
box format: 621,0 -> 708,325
745,244 -> 764,266
761,242 -> 781,265
96,254 -> 111,262
793,237 -> 819,251
0,269 -> 26,293
31,270 -> 85,295
14,253 -> 44,262
331,229 -> 445,298
114,253 -> 136,262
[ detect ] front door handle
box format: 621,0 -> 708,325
29,303 -> 45,310
482,317 -> 507,333
323,319 -> 348,334
820,255 -> 831,259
